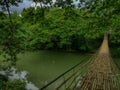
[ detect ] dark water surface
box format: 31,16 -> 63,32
17,50 -> 89,88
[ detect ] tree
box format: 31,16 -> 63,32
33,0 -> 53,8
55,0 -> 73,8
0,0 -> 23,69
79,0 -> 120,24
33,0 -> 53,18
21,7 -> 35,24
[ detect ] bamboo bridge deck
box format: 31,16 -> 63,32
77,33 -> 119,90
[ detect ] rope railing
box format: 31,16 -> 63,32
110,58 -> 120,90
55,70 -> 78,90
39,56 -> 90,90
56,58 -> 91,90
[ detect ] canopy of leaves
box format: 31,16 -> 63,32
0,0 -> 120,62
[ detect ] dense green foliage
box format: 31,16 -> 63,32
0,74 -> 26,90
0,0 -> 24,69
1,0 -> 120,57
0,1 -> 119,67
21,7 -> 99,51
20,7 -> 120,55
0,0 -> 27,90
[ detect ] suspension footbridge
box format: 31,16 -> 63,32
40,32 -> 120,90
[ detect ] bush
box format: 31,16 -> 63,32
5,79 -> 26,90
0,74 -> 8,89
111,47 -> 120,58
0,76 -> 26,90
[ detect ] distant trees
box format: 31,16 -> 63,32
20,7 -> 101,51
19,0 -> 120,56
0,0 -> 120,64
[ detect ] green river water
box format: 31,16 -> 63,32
16,50 -> 90,89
